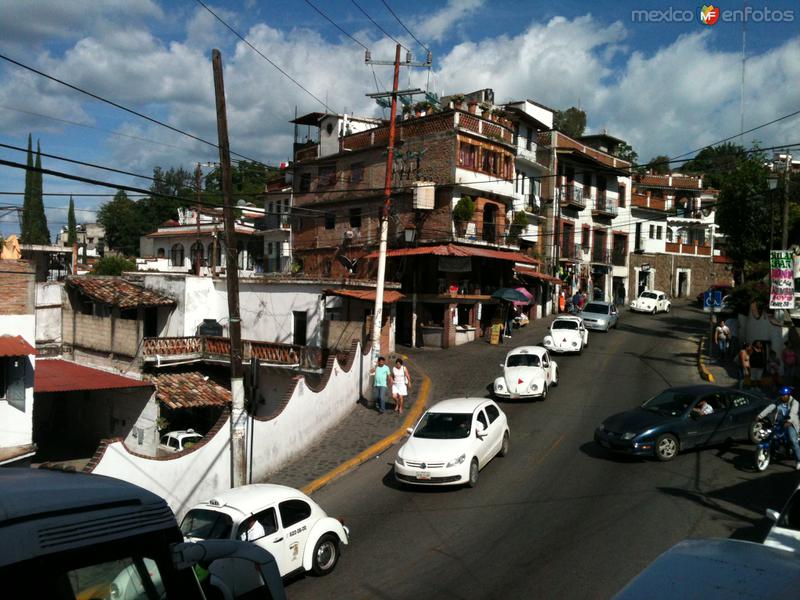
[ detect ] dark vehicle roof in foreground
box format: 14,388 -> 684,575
0,468 -> 176,567
614,538 -> 800,599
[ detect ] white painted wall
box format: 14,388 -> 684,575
35,282 -> 62,344
89,343 -> 371,518
0,314 -> 35,447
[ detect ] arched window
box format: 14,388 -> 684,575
190,241 -> 205,267
156,247 -> 165,258
170,243 -> 184,267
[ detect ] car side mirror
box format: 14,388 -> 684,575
766,508 -> 780,522
500,363 -> 505,368
406,427 -> 414,435
476,423 -> 487,439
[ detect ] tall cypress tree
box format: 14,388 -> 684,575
21,134 -> 33,242
67,196 -> 77,245
28,140 -> 50,244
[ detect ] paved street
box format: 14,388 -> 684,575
285,303 -> 800,600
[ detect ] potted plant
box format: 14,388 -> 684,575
479,101 -> 492,119
451,94 -> 466,110
402,103 -> 413,119
452,195 -> 475,236
414,100 -> 432,117
467,100 -> 478,114
507,211 -> 528,244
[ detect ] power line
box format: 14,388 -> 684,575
381,0 -> 429,54
351,0 -> 408,51
303,0 -> 369,50
195,0 -> 332,112
0,52 -> 271,168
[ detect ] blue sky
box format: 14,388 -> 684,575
1,0 -> 799,239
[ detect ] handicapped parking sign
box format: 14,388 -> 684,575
703,290 -> 723,312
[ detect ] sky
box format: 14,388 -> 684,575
1,0 -> 799,238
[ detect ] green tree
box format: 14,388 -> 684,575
98,190 -> 143,255
67,195 -> 77,245
22,139 -> 50,244
715,151 -> 770,270
20,134 -> 33,243
646,155 -> 671,174
614,142 -> 638,165
553,107 -> 586,138
91,255 -> 136,276
679,142 -> 748,189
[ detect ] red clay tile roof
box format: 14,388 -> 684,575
67,277 -> 176,309
364,244 -> 539,264
35,359 -> 153,393
325,289 -> 404,303
0,335 -> 37,356
150,372 -> 231,409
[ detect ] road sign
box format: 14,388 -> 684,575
703,290 -> 723,312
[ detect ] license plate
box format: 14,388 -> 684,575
510,393 -> 520,399
416,471 -> 431,480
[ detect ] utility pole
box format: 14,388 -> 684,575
194,163 -> 203,276
365,45 -> 430,365
212,48 -> 246,489
781,152 -> 793,249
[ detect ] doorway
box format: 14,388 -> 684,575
637,270 -> 650,297
677,270 -> 689,297
482,204 -> 497,243
292,311 -> 307,346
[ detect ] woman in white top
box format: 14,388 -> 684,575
391,358 -> 411,415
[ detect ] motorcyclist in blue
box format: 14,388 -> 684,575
758,386 -> 800,470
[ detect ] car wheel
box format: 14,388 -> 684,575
540,384 -> 548,401
552,366 -> 559,386
311,533 -> 340,576
655,434 -> 679,461
499,431 -> 510,457
665,304 -> 671,313
755,447 -> 771,472
651,306 -> 657,315
466,458 -> 479,488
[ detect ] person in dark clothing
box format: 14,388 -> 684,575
750,341 -> 766,387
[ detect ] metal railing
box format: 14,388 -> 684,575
559,185 -> 586,209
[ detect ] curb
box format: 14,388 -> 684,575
301,355 -> 431,496
697,337 -> 715,383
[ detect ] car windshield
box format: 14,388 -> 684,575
582,303 -> 608,314
640,292 -> 658,300
414,412 -> 472,439
552,320 -> 578,330
180,509 -> 233,540
641,390 -> 696,417
507,354 -> 541,367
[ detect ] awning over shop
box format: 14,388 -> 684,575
0,335 -> 37,357
325,289 -> 405,303
35,359 -> 154,393
364,244 -> 540,265
514,265 -> 562,284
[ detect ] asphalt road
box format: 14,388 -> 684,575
287,303 -> 800,600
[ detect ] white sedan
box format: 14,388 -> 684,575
764,483 -> 800,553
180,483 -> 349,592
494,346 -> 558,400
543,315 -> 589,354
630,290 -> 671,314
395,398 -> 509,488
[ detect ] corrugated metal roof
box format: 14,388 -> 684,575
0,335 -> 37,356
150,372 -> 231,410
67,277 -> 176,309
35,359 -> 153,393
364,244 -> 539,264
325,289 -> 404,303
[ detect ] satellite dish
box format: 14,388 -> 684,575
236,199 -> 247,207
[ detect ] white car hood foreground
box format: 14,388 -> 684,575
545,330 -> 581,348
399,435 -> 471,463
500,366 -> 546,395
632,299 -> 656,311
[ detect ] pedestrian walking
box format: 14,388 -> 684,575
370,356 -> 391,414
391,358 -> 412,415
724,316 -> 739,359
750,341 -> 766,387
783,344 -> 797,385
736,343 -> 751,390
558,290 -> 566,313
714,321 -> 730,359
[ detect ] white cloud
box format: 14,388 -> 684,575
413,0 -> 486,43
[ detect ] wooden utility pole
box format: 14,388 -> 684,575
212,49 -> 246,489
781,152 -> 793,249
194,163 -> 203,276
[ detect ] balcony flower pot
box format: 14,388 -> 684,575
454,220 -> 469,236
467,101 -> 478,114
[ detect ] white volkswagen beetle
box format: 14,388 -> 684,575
180,483 -> 349,590
543,315 -> 589,354
630,290 -> 671,314
395,398 -> 509,488
494,346 -> 558,400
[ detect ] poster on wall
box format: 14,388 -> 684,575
769,250 -> 795,310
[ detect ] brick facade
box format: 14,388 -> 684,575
629,253 -> 722,299
0,260 -> 35,315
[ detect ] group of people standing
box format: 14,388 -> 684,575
733,338 -> 797,392
370,356 -> 412,415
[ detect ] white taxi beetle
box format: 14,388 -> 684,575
180,484 -> 349,589
543,315 -> 589,354
494,346 -> 558,400
630,290 -> 671,314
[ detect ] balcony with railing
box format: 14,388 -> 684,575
665,242 -> 712,256
523,194 -> 545,218
592,195 -> 618,217
611,250 -> 627,267
559,243 -> 581,261
516,144 -> 550,170
591,249 -> 611,264
631,192 -> 672,212
255,213 -> 292,233
559,185 -> 586,210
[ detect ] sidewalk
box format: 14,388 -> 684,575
263,313 -> 557,493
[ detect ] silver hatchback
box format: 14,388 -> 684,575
578,301 -> 619,332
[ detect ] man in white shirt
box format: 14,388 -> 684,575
692,399 -> 714,416
239,516 -> 266,541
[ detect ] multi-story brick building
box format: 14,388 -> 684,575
289,91 -> 553,348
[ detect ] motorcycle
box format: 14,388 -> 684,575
754,419 -> 796,471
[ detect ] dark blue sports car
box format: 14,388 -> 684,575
594,385 -> 770,461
